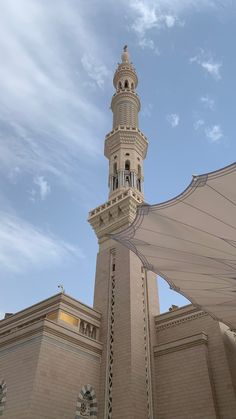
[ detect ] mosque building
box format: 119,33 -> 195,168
0,47 -> 236,419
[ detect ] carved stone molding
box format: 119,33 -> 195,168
155,306 -> 208,332
154,332 -> 208,357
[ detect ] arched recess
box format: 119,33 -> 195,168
125,160 -> 130,171
75,384 -> 98,418
0,380 -> 7,416
124,79 -> 129,88
137,164 -> 142,191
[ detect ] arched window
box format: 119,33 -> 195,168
137,165 -> 142,191
0,380 -> 7,415
113,163 -> 117,174
137,178 -> 141,192
131,82 -> 134,90
124,80 -> 129,88
75,385 -> 98,419
118,81 -> 122,90
125,160 -> 130,171
125,175 -> 130,186
138,164 -> 141,177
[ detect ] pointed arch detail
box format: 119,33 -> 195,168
75,384 -> 98,418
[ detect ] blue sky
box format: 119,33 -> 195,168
0,0 -> 236,318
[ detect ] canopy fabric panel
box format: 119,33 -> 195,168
112,162 -> 236,331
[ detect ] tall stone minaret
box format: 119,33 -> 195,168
88,46 -> 159,419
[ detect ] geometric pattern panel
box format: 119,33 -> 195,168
0,380 -> 7,416
75,384 -> 98,418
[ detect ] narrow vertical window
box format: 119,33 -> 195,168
125,160 -> 130,171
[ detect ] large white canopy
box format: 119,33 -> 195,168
112,163 -> 236,331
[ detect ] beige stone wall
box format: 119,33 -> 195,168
0,327 -> 101,418
154,338 -> 217,418
0,338 -> 41,418
29,335 -> 100,419
153,307 -> 236,418
221,322 -> 236,397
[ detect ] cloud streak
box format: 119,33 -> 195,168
190,51 -> 222,80
33,176 -> 51,201
167,113 -> 180,127
205,124 -> 223,142
128,0 -> 229,52
0,212 -> 83,274
0,0 -> 110,190
200,95 -> 215,110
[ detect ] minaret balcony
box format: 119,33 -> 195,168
104,127 -> 148,159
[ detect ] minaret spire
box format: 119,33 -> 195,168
121,45 -> 130,63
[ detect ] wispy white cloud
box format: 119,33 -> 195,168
205,124 -> 223,142
129,0 -> 179,51
0,212 -> 83,273
200,95 -> 215,110
167,113 -> 180,127
0,0 -> 110,189
81,54 -> 111,88
141,103 -> 153,118
190,50 -> 222,80
139,37 -> 160,54
201,61 -> 221,80
33,176 -> 51,201
194,118 -> 205,130
128,0 -> 228,52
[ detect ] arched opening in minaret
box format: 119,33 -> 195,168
113,176 -> 118,190
124,80 -> 129,88
137,164 -> 142,191
125,160 -> 130,171
131,82 -> 134,90
112,163 -> 118,191
137,178 -> 141,192
118,81 -> 122,90
138,164 -> 141,177
125,175 -> 130,186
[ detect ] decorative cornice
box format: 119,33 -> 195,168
154,332 -> 208,356
111,90 -> 140,112
155,305 -> 208,331
89,189 -> 142,218
113,64 -> 138,88
0,319 -> 102,357
0,293 -> 101,343
104,127 -> 148,159
88,190 -> 142,239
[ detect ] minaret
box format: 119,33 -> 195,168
88,47 -> 159,419
107,45 -> 145,200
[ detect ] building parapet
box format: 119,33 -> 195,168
105,125 -> 148,142
88,189 -> 143,218
0,293 -> 101,343
155,304 -> 208,332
